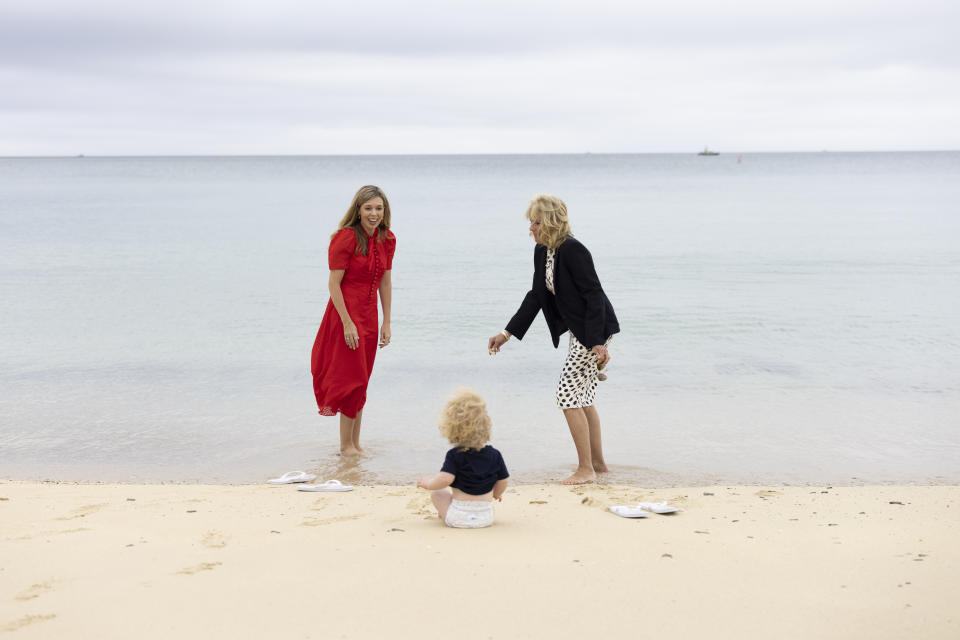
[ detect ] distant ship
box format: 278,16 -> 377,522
697,147 -> 719,156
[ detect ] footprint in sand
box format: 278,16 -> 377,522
405,496 -> 435,518
176,562 -> 222,575
299,514 -> 366,527
13,527 -> 90,541
57,503 -> 109,521
569,485 -> 625,510
578,495 -> 618,509
201,531 -> 228,549
15,581 -> 54,601
605,490 -> 639,505
1,614 -> 57,632
755,490 -> 782,500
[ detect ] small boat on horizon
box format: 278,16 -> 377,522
698,147 -> 719,156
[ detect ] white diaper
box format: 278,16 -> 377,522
444,499 -> 495,529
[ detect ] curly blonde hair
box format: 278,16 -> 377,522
438,387 -> 492,451
525,194 -> 572,249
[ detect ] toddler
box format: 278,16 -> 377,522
416,387 -> 509,528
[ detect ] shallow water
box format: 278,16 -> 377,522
2,152 -> 959,485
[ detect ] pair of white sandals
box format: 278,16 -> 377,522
609,502 -> 679,518
267,471 -> 354,492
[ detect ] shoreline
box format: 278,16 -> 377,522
4,469 -> 959,487
2,481 -> 958,639
5,460 -> 958,488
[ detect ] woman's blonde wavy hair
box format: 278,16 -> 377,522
526,194 -> 572,249
438,387 -> 492,452
333,185 -> 392,256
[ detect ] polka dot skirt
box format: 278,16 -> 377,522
556,333 -> 612,409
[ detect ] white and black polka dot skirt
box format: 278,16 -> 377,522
556,333 -> 612,409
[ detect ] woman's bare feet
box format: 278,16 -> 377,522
339,446 -> 363,456
350,445 -> 372,459
593,461 -> 609,473
561,469 -> 597,485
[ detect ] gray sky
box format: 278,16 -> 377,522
2,0 -> 958,155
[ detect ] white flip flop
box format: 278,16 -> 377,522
297,479 -> 354,492
267,471 -> 317,485
636,502 -> 680,514
609,505 -> 650,518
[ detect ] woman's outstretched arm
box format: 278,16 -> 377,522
489,288 -> 540,353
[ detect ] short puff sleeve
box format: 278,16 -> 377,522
440,448 -> 458,476
384,231 -> 397,270
328,229 -> 356,270
495,450 -> 510,480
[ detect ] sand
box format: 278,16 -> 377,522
1,481 -> 957,639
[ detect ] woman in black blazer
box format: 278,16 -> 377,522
488,195 -> 620,484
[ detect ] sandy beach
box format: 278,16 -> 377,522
1,481 -> 957,639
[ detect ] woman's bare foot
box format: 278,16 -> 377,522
339,446 -> 363,456
593,461 -> 609,473
350,444 -> 373,458
561,469 -> 597,485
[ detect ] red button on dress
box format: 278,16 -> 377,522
311,227 -> 396,418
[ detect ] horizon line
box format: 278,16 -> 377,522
2,148 -> 959,159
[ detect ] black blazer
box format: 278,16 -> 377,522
506,236 -> 619,348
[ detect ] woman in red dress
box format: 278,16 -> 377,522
311,185 -> 396,456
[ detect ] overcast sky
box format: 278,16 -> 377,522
2,0 -> 958,155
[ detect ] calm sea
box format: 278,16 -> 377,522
1,152 -> 958,485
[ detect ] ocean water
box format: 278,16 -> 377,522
1,152 -> 958,486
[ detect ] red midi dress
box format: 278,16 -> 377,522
311,227 -> 396,418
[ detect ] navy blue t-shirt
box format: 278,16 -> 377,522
441,445 -> 509,495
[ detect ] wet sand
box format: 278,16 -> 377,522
1,482 -> 957,639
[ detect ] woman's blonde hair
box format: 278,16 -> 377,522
525,194 -> 572,249
438,387 -> 492,451
333,185 -> 392,256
